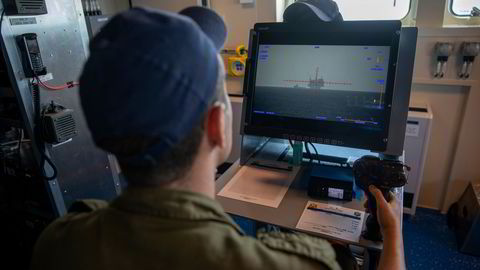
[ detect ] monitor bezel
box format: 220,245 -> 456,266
241,21 -> 402,152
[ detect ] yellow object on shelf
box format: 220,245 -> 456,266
224,45 -> 248,77
227,57 -> 246,77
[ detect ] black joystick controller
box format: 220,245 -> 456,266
352,155 -> 409,241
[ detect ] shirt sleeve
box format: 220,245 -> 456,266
31,199 -> 108,270
257,231 -> 343,270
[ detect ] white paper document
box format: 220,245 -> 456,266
217,165 -> 298,208
296,201 -> 365,243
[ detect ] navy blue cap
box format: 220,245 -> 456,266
179,7 -> 227,51
79,7 -> 227,166
283,0 -> 343,23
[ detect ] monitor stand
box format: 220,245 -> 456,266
301,152 -> 348,166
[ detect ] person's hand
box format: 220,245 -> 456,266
367,185 -> 401,236
368,186 -> 406,270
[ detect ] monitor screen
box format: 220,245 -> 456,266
253,44 -> 390,128
242,21 -> 402,152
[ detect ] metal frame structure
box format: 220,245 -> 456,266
0,0 -> 120,217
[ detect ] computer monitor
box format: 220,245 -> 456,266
241,21 -> 416,156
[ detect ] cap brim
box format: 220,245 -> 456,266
180,6 -> 227,51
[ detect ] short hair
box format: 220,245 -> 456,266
113,113 -> 207,186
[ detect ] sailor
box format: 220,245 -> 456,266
30,4 -> 404,270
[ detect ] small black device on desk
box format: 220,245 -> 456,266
308,165 -> 354,201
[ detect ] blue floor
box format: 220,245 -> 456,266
403,208 -> 480,270
231,208 -> 480,269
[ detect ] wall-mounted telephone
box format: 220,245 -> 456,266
16,33 -> 47,78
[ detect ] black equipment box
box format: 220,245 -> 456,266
85,15 -> 110,38
308,165 -> 354,201
455,181 -> 480,256
42,107 -> 77,144
1,0 -> 47,15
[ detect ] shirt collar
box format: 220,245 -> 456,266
110,186 -> 245,235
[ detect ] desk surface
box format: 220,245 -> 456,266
216,159 -> 403,250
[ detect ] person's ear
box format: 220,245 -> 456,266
205,103 -> 226,149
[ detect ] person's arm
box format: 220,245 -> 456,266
368,185 -> 406,270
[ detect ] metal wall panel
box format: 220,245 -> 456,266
1,0 -> 120,215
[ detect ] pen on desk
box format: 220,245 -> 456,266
306,206 -> 362,220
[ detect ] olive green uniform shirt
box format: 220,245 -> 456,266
31,187 -> 342,270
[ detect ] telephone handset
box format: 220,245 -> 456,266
16,33 -> 47,78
